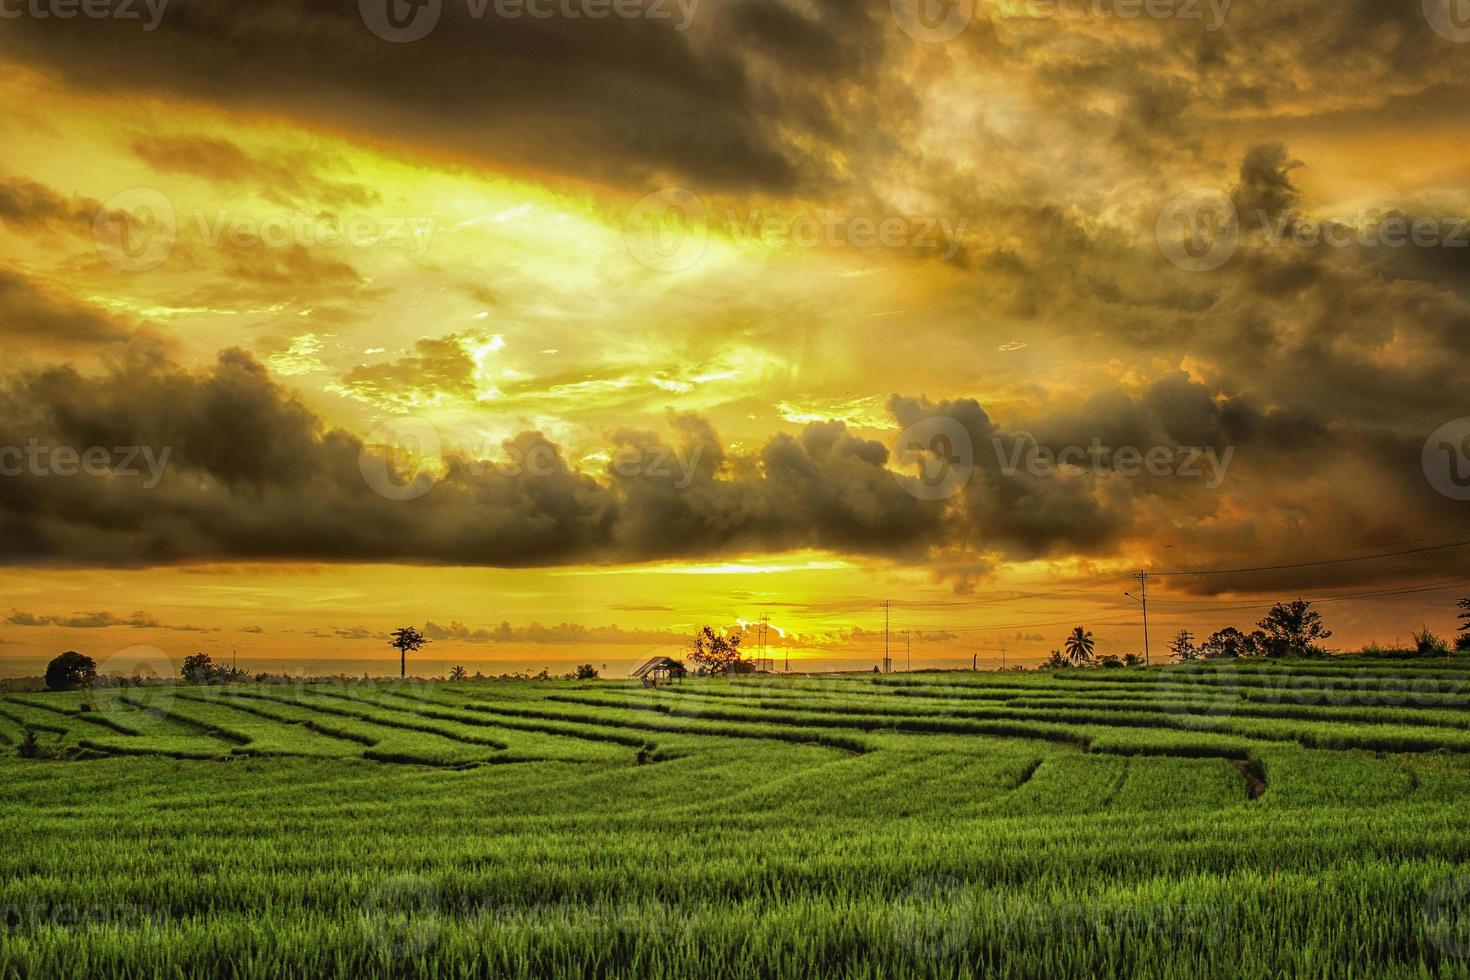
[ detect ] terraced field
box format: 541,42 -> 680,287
4,658 -> 1470,977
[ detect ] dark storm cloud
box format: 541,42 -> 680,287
1231,144 -> 1301,222
129,136 -> 381,210
0,346 -> 949,567
6,608 -> 212,630
0,0 -> 883,192
0,331 -> 1460,592
0,177 -> 101,231
0,271 -> 137,348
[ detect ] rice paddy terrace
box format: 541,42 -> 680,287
4,658 -> 1470,978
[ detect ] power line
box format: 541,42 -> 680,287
1149,578 -> 1470,611
1150,539 -> 1470,578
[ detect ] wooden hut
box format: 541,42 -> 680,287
630,656 -> 687,687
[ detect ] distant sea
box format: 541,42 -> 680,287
0,652 -> 904,679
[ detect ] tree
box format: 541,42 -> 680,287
1257,600 -> 1332,657
389,627 -> 430,679
1457,598 -> 1470,651
572,664 -> 599,680
1201,627 -> 1255,660
1040,650 -> 1071,670
181,653 -> 216,685
1063,627 -> 1095,666
44,652 -> 97,692
1122,653 -> 1144,668
688,626 -> 747,676
1097,654 -> 1124,669
1168,630 -> 1200,663
448,665 -> 467,681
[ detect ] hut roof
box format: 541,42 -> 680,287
630,655 -> 686,678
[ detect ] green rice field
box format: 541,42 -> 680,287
4,658 -> 1470,978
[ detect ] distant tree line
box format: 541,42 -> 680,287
1042,596 -> 1470,669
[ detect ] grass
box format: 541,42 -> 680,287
4,658 -> 1470,978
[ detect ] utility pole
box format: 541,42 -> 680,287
1000,640 -> 1006,671
906,630 -> 911,673
882,600 -> 892,674
1135,571 -> 1151,665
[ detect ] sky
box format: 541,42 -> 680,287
1,0 -> 1469,676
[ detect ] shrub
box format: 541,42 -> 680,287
17,728 -> 68,760
1412,627 -> 1449,656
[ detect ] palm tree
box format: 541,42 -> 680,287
1064,627 -> 1095,666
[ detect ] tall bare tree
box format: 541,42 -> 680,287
390,627 -> 429,679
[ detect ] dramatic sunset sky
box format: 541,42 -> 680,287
1,0 -> 1468,675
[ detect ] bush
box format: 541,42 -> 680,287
182,653 -> 250,685
1412,627 -> 1449,656
17,728 -> 68,761
44,651 -> 97,692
